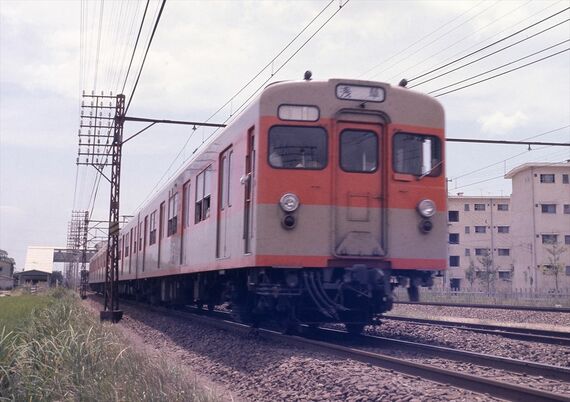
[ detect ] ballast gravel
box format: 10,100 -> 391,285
101,301 -> 501,402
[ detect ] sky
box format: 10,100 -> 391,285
1,0 -> 569,270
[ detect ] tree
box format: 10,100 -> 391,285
477,249 -> 497,293
542,240 -> 567,292
464,258 -> 477,289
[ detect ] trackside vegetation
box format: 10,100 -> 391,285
0,289 -> 219,401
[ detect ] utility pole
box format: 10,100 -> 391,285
77,92 -> 124,322
76,90 -> 226,323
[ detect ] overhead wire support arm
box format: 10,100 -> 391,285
446,138 -> 570,147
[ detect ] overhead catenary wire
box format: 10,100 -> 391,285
431,47 -> 569,97
407,6 -> 570,83
134,0 -> 351,212
409,19 -> 569,89
124,0 -> 167,115
121,0 -> 151,94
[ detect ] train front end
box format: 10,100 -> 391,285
249,78 -> 445,331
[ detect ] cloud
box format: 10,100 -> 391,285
478,111 -> 529,135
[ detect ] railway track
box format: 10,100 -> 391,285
383,315 -> 570,346
395,301 -> 570,313
106,297 -> 569,402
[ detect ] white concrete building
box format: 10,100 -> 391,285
446,195 -> 513,291
505,162 -> 570,292
444,162 -> 570,293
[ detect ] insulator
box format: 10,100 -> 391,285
89,111 -> 92,116
78,128 -> 81,135
79,138 -> 82,145
87,138 -> 90,144
99,111 -> 102,116
96,158 -> 98,163
97,138 -> 100,144
86,157 -> 89,163
91,90 -> 94,95
88,129 -> 91,135
101,91 -> 104,96
81,100 -> 84,107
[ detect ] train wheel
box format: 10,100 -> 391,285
345,323 -> 365,335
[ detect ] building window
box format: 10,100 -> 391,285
449,256 -> 460,267
563,174 -> 569,184
474,203 -> 486,211
167,191 -> 179,236
475,226 -> 486,233
497,226 -> 510,233
565,235 -> 570,245
540,174 -> 555,183
498,271 -> 511,280
475,248 -> 487,256
542,234 -> 558,244
566,266 -> 570,276
149,211 -> 157,245
497,204 -> 508,211
449,233 -> 459,244
564,204 -> 570,214
195,166 -> 212,223
464,204 -> 470,211
448,211 -> 459,222
465,248 -> 470,256
465,226 -> 470,234
541,204 -> 556,214
498,248 -> 510,256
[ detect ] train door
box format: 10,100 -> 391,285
243,127 -> 255,254
333,122 -> 384,258
217,148 -> 233,258
181,180 -> 191,264
158,201 -> 165,268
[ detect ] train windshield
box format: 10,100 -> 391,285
340,130 -> 378,173
268,126 -> 327,169
393,133 -> 442,177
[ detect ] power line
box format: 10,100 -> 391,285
125,0 -> 167,115
135,0 -> 351,212
121,0 -> 151,94
432,47 -> 569,97
202,0 -> 335,125
408,6 -> 570,83
410,19 -> 569,89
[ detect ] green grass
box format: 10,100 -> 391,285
0,289 -> 219,402
0,293 -> 52,334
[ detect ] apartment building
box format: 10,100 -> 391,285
446,195 -> 513,291
505,162 -> 570,292
444,162 -> 570,293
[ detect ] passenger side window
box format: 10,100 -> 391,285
195,166 -> 212,223
340,130 -> 378,172
393,133 -> 442,176
268,126 -> 327,169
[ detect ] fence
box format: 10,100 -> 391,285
393,287 -> 570,308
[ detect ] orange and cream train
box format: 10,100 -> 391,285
89,77 -> 446,332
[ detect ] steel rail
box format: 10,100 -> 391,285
395,301 -> 570,313
383,315 -> 570,346
103,297 -> 569,402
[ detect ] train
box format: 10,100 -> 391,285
89,75 -> 446,333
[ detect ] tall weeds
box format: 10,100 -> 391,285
0,290 -> 218,401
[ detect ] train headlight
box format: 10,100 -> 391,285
279,193 -> 300,212
417,199 -> 436,218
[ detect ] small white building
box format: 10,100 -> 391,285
505,162 -> 570,292
446,195 -> 513,291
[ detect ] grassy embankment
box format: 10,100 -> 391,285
0,289 -> 219,401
